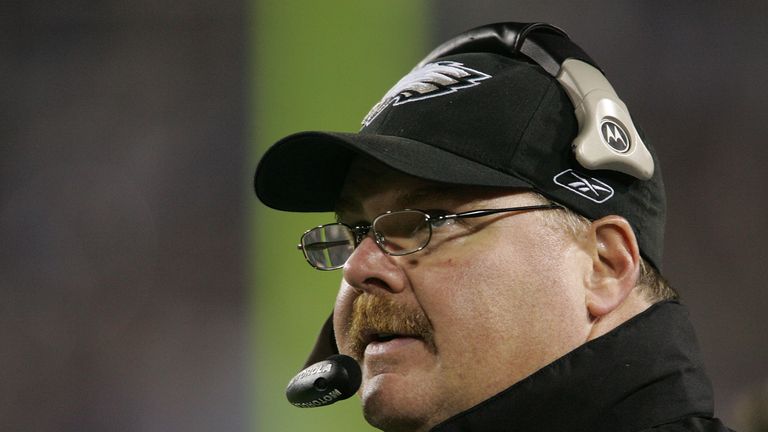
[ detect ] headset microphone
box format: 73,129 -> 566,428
285,354 -> 362,408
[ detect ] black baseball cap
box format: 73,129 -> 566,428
255,51 -> 666,269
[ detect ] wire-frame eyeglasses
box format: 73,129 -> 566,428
297,203 -> 562,270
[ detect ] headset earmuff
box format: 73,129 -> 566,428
417,22 -> 654,180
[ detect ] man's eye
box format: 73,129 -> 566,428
426,211 -> 456,228
431,218 -> 456,228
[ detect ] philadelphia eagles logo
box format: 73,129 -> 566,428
361,61 -> 492,127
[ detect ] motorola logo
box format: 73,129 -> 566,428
600,119 -> 630,153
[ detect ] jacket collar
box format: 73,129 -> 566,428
432,301 -> 714,432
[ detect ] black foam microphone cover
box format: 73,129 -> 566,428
285,354 -> 362,408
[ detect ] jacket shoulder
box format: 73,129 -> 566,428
638,416 -> 734,432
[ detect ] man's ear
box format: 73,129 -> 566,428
585,216 -> 641,318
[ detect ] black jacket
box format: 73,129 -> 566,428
431,301 -> 733,432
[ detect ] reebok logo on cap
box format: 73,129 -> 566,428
554,169 -> 615,203
362,61 -> 491,127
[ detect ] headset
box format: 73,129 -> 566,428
417,22 -> 654,180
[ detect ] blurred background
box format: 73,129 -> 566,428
2,1 -> 767,431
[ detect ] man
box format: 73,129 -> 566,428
254,22 -> 732,431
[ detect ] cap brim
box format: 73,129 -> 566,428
255,131 -> 533,212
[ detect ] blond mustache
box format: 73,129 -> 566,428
346,295 -> 435,360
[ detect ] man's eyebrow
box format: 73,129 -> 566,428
397,185 -> 461,208
335,184 -> 463,221
334,197 -> 362,222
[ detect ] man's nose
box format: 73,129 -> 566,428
342,235 -> 407,295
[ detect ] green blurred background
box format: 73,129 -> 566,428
250,2 -> 427,430
3,1 -> 768,431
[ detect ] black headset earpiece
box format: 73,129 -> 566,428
417,22 -> 654,180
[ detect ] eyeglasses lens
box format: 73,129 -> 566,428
302,224 -> 356,270
374,210 -> 431,255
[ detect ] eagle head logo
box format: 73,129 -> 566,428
361,61 -> 492,127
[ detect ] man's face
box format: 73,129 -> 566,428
332,159 -> 593,432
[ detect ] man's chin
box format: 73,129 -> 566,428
360,373 -> 435,432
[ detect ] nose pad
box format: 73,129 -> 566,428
352,225 -> 373,247
350,225 -> 388,257
373,231 -> 386,247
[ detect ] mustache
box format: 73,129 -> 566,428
346,294 -> 435,360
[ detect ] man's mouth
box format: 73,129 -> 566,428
362,330 -> 419,347
360,331 -> 425,358
351,328 -> 428,360
372,332 -> 397,342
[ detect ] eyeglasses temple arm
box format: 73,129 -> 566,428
442,204 -> 561,220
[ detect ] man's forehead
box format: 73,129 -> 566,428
336,183 -> 459,216
336,160 -> 448,215
335,157 -> 531,217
